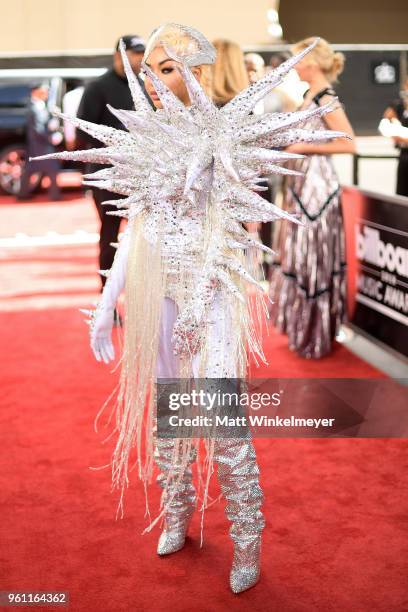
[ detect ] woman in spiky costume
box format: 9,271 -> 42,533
33,24 -> 346,593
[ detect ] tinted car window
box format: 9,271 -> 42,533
0,85 -> 31,107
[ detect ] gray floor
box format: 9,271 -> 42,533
337,325 -> 408,382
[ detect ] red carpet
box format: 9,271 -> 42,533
1,196 -> 407,611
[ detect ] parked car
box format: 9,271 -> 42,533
0,68 -> 104,195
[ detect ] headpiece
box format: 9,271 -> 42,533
142,22 -> 216,67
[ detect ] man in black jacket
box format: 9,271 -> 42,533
76,35 -> 153,293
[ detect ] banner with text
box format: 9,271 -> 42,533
342,186 -> 408,358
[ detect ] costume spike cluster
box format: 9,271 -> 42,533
32,36 -> 347,358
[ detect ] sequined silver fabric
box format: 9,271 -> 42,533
214,435 -> 265,593
269,101 -> 347,359
153,412 -> 197,555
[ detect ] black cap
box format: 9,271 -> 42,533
115,35 -> 146,53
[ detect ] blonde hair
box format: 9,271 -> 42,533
144,24 -> 213,96
291,37 -> 345,83
211,39 -> 250,106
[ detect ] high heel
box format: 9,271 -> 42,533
229,533 -> 262,593
156,508 -> 193,555
214,436 -> 265,593
154,436 -> 197,556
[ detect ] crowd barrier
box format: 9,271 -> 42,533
342,185 -> 408,359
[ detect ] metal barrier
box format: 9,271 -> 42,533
352,153 -> 399,185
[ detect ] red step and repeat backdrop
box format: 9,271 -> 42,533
342,186 -> 408,358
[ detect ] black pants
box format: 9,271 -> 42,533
92,188 -> 124,290
396,151 -> 408,197
19,159 -> 60,200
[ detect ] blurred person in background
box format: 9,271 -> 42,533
244,52 -> 265,84
62,79 -> 85,151
18,83 -> 62,201
211,39 -> 249,107
266,52 -> 298,112
269,37 -> 356,359
76,35 -> 152,300
269,51 -> 289,70
382,77 -> 408,197
247,52 -> 296,114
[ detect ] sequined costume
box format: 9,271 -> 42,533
269,89 -> 347,359
32,25 -> 346,593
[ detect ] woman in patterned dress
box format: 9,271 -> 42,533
269,38 -> 356,359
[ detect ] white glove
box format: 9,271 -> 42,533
90,307 -> 115,364
378,118 -> 408,139
80,220 -> 132,363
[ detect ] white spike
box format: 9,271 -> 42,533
256,128 -> 349,149
214,268 -> 245,302
78,308 -> 95,317
222,38 -> 320,120
234,100 -> 343,144
218,255 -> 264,290
98,269 -> 110,277
105,210 -> 129,218
141,62 -> 191,121
118,39 -> 154,115
230,183 -> 303,225
176,62 -> 218,119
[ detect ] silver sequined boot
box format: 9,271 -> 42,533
154,435 -> 197,556
214,435 -> 265,593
